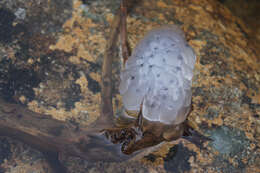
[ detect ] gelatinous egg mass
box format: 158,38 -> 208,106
119,25 -> 196,125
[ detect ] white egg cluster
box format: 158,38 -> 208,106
119,25 -> 196,125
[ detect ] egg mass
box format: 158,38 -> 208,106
119,25 -> 196,125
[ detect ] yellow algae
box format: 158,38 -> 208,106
157,1 -> 168,8
28,96 -> 99,124
246,166 -> 260,173
27,69 -> 101,123
73,0 -> 82,9
49,0 -> 101,64
127,19 -> 159,50
28,98 -> 67,121
27,58 -> 34,65
63,14 -> 75,29
189,4 -> 203,11
201,114 -> 223,127
89,72 -> 101,83
189,39 -> 207,52
140,140 -> 180,166
205,3 -> 214,13
245,132 -> 254,141
105,13 -> 114,24
50,34 -> 78,52
252,93 -> 260,104
77,44 -> 95,62
75,74 -> 89,93
6,47 -> 16,60
185,141 -> 214,165
44,107 -> 67,121
73,27 -> 84,37
75,74 -> 101,123
255,73 -> 260,81
81,17 -> 98,28
87,33 -> 106,49
19,95 -> 26,104
71,101 -> 99,125
213,117 -> 223,126
27,100 -> 43,114
69,55 -> 82,64
195,116 -> 201,124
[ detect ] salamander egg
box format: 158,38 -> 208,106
119,25 -> 196,125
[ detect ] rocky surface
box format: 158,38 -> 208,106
220,0 -> 260,53
0,0 -> 259,172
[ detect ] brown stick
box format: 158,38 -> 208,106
120,0 -> 130,64
95,4 -> 122,129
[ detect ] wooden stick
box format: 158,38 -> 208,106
120,0 -> 130,64
95,3 -> 122,129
